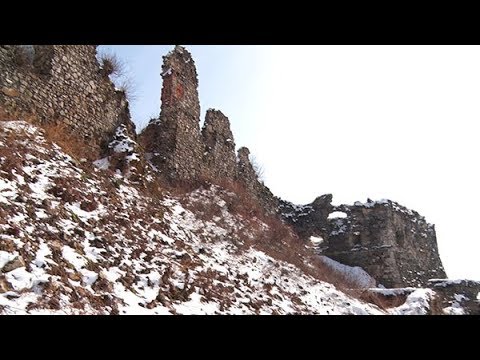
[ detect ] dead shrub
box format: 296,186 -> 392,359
429,294 -> 445,315
0,147 -> 22,179
98,50 -> 125,78
5,226 -> 20,237
97,49 -> 137,103
47,177 -> 82,204
117,75 -> 138,103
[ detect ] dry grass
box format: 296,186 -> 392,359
358,290 -> 408,310
0,107 -> 37,124
41,121 -> 97,161
0,106 -> 96,162
177,177 -> 361,292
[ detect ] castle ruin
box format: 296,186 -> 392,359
0,44 -> 448,288
141,46 -> 275,210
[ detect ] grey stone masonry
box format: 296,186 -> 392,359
141,46 -> 278,211
0,45 -> 131,151
142,46 -> 203,181
236,147 -> 278,213
280,197 -> 447,288
201,109 -> 237,180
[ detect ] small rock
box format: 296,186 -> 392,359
80,200 -> 98,212
1,87 -> 20,97
41,198 -> 52,210
2,256 -> 25,273
68,272 -> 81,282
15,195 -> 26,203
0,277 -> 11,293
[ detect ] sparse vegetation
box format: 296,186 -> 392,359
97,49 -> 138,103
250,154 -> 265,182
41,120 -> 97,161
98,50 -> 125,78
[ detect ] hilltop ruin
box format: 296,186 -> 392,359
0,44 -> 448,288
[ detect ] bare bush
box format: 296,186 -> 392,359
97,49 -> 138,104
250,155 -> 265,181
98,50 -> 125,78
117,75 -> 138,103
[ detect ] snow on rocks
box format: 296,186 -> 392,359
328,211 -> 348,219
0,121 -> 454,315
109,124 -> 137,154
309,236 -> 324,245
319,256 -> 377,289
388,289 -> 435,315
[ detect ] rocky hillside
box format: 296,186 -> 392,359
1,120 -> 478,314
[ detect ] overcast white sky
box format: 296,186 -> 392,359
101,45 -> 480,281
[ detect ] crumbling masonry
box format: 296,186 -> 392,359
0,45 -> 448,288
0,45 -> 131,151
141,46 -> 275,210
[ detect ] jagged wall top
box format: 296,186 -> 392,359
161,45 -> 200,120
143,47 -> 264,191
201,109 -> 237,180
280,195 -> 446,287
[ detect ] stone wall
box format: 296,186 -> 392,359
201,109 -> 237,180
0,45 -> 130,151
428,279 -> 480,315
280,197 -> 446,288
141,46 -> 277,212
236,147 -> 277,212
142,46 -> 203,181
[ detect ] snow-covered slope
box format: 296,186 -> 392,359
0,121 -> 455,315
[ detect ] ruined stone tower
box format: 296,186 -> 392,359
140,46 -> 277,211
144,46 -> 203,181
201,109 -> 237,180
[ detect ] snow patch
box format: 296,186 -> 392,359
389,289 -> 434,315
93,157 -> 110,170
0,251 -> 17,270
328,211 -> 348,219
62,246 -> 86,271
319,256 -> 376,288
309,236 -> 324,245
5,268 -> 34,291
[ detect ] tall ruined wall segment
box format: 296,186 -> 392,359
142,46 -> 203,181
0,45 -> 130,150
201,109 -> 237,180
236,147 -> 278,213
